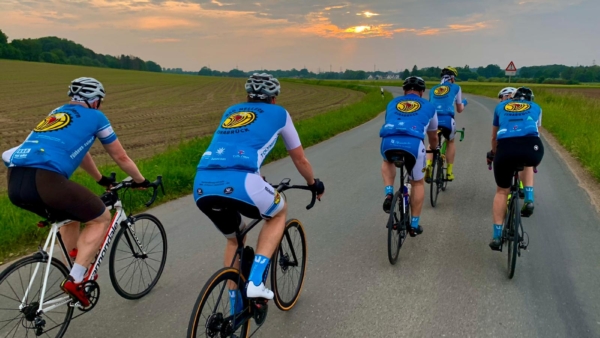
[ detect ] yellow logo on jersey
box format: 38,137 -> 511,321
396,101 -> 421,114
274,191 -> 281,205
433,86 -> 450,96
34,113 -> 71,132
222,112 -> 256,129
504,103 -> 531,112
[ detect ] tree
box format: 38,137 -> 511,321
401,69 -> 410,79
410,65 -> 418,76
198,66 -> 212,76
0,29 -> 7,44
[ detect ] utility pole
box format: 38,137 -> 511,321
330,64 -> 332,73
594,59 -> 597,66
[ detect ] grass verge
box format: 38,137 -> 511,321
459,83 -> 600,182
0,82 -> 392,263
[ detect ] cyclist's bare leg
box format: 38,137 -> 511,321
255,203 -> 287,259
73,208 -> 111,270
59,221 -> 80,255
493,187 -> 510,224
521,167 -> 534,186
225,235 -> 246,289
410,179 -> 425,217
425,145 -> 433,163
381,160 -> 396,186
446,139 -> 456,164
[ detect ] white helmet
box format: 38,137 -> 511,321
245,73 -> 280,99
68,77 -> 105,101
498,87 -> 517,99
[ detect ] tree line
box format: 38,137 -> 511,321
193,64 -> 599,84
0,29 -> 162,72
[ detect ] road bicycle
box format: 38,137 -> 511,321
384,150 -> 418,265
187,178 -> 316,338
427,127 -> 465,207
488,164 -> 531,279
0,174 -> 167,337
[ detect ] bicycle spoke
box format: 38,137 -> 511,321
0,291 -> 20,304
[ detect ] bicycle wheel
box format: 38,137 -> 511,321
271,219 -> 307,311
441,157 -> 449,192
0,254 -> 74,338
506,197 -> 519,279
187,268 -> 251,338
429,153 -> 438,207
387,190 -> 407,264
109,213 -> 168,300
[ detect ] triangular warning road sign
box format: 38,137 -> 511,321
506,61 -> 517,72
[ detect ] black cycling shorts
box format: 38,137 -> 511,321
493,137 -> 544,189
7,167 -> 106,223
196,196 -> 262,238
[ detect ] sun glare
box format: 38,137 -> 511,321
346,25 -> 371,33
357,11 -> 379,18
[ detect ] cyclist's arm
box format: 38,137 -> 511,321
281,112 -> 315,185
455,88 -> 465,113
427,113 -> 439,147
79,152 -> 102,181
491,126 -> 499,153
492,108 -> 500,153
103,140 -> 145,183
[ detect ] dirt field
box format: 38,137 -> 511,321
0,60 -> 363,186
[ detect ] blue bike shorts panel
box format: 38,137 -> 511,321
438,116 -> 456,141
194,170 -> 285,218
380,136 -> 426,181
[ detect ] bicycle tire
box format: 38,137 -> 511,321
429,153 -> 438,207
387,190 -> 407,264
435,156 -> 448,194
271,219 -> 307,311
0,255 -> 74,338
441,157 -> 449,192
109,213 -> 168,300
507,197 -> 519,279
187,268 -> 251,338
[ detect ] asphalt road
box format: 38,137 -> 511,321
59,88 -> 600,337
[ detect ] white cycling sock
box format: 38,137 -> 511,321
70,263 -> 87,283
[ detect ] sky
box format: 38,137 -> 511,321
0,0 -> 598,72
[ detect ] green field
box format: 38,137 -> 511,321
0,61 -> 391,262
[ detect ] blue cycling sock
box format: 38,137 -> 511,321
229,289 -> 243,315
249,255 -> 270,286
524,186 -> 534,203
385,185 -> 394,196
493,224 -> 503,239
411,216 -> 420,229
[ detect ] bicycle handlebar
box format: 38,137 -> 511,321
457,127 -> 466,142
108,172 -> 165,207
270,179 -> 318,210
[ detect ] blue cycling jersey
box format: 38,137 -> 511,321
493,99 -> 542,140
379,94 -> 437,141
197,102 -> 301,173
3,104 -> 117,178
429,82 -> 462,117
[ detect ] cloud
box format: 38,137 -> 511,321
356,11 -> 379,18
149,38 -> 181,42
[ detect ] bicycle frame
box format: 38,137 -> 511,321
19,198 -> 148,315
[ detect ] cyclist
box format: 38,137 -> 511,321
193,73 -> 325,308
498,87 -> 517,102
426,66 -> 467,182
380,76 -> 438,237
486,87 -> 543,250
2,77 -> 149,307
497,87 -> 527,197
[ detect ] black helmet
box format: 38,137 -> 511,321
402,76 -> 426,92
513,87 -> 534,101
